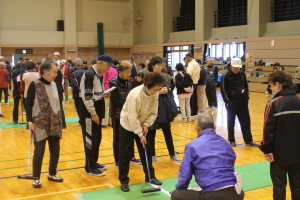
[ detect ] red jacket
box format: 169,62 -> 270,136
0,68 -> 9,88
61,65 -> 70,79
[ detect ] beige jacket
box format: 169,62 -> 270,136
120,85 -> 158,136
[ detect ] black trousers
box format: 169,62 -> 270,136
0,88 -> 8,103
118,125 -> 155,184
79,117 -> 102,173
112,119 -> 134,162
148,123 -> 175,156
226,102 -> 253,143
13,96 -> 23,122
270,162 -> 300,200
32,135 -> 60,178
190,84 -> 198,116
171,187 -> 244,200
205,82 -> 217,107
74,98 -> 80,117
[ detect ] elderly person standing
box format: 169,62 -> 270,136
196,59 -> 207,115
171,113 -> 244,200
109,60 -> 141,167
23,61 -> 40,109
147,56 -> 181,163
119,72 -> 165,192
78,54 -> 113,176
220,58 -> 258,147
205,58 -> 219,110
26,61 -> 63,188
53,52 -> 61,66
0,62 -> 10,106
260,70 -> 300,200
102,60 -> 118,127
60,60 -> 70,103
185,53 -> 200,116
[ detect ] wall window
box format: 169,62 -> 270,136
208,43 -> 244,60
165,45 -> 193,70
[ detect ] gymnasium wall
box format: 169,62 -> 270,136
0,0 -> 62,31
0,0 -> 300,66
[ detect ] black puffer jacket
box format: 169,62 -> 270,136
260,89 -> 300,165
109,76 -> 132,119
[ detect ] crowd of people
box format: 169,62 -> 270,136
0,51 -> 299,199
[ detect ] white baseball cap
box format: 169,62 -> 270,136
53,52 -> 60,56
231,57 -> 242,68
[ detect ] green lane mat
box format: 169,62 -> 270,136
0,117 -> 79,129
76,161 -> 273,200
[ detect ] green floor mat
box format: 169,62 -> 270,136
235,161 -> 272,191
77,161 -> 272,200
0,116 -> 79,129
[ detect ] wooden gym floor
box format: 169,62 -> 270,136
0,89 -> 294,200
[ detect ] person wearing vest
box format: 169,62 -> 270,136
26,61 -> 63,188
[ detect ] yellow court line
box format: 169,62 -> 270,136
9,184 -> 114,200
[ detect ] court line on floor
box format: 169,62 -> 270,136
9,183 -> 114,200
150,183 -> 171,197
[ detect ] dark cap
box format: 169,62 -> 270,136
97,54 -> 115,67
185,53 -> 194,58
19,57 -> 24,60
25,58 -> 29,61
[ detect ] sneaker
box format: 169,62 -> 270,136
187,118 -> 192,122
170,155 -> 182,163
130,158 -> 141,164
245,142 -> 259,147
96,163 -> 108,170
87,168 -> 106,176
0,114 -> 4,117
152,156 -> 158,163
48,175 -> 64,182
230,142 -> 237,147
32,179 -> 41,188
182,118 -> 187,123
22,111 -> 26,115
206,106 -> 212,109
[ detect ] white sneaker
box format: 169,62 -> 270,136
152,156 -> 158,163
187,118 -> 192,122
182,118 -> 187,122
32,179 -> 41,188
170,155 -> 182,163
48,175 -> 64,182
